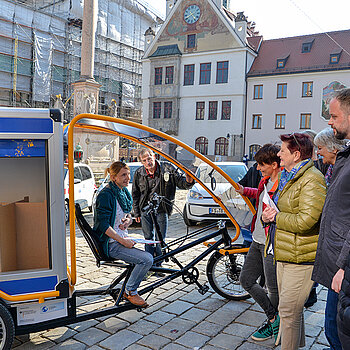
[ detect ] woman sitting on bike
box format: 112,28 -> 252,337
93,161 -> 153,308
262,133 -> 326,350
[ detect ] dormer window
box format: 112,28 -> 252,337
302,40 -> 314,53
330,52 -> 341,64
277,58 -> 287,69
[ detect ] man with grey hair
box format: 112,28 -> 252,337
312,88 -> 350,350
132,148 -> 194,272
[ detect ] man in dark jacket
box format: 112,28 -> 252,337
132,148 -> 194,263
312,88 -> 350,350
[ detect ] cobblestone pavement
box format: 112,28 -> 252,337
13,191 -> 330,350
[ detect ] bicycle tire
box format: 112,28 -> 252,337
206,251 -> 251,301
0,302 -> 15,350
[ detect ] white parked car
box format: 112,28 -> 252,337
183,162 -> 247,226
92,162 -> 142,217
64,163 -> 96,223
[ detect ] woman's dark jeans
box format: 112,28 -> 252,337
239,240 -> 279,320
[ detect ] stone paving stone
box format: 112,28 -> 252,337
128,319 -> 161,335
144,310 -> 176,324
153,318 -> 196,340
161,343 -> 191,350
304,310 -> 326,326
179,289 -> 211,304
49,339 -> 87,349
201,345 -> 225,350
316,330 -> 329,346
162,300 -> 194,315
95,317 -> 130,334
175,330 -> 211,348
125,344 -> 151,350
117,309 -> 147,323
235,310 -> 267,327
137,334 -> 171,349
310,342 -> 329,350
87,346 -> 105,350
13,336 -> 56,350
180,307 -> 211,322
42,326 -> 78,343
99,329 -> 143,350
305,324 -> 322,338
73,327 -> 109,346
196,297 -> 226,312
220,300 -> 253,314
223,323 -> 256,339
206,309 -> 239,326
236,341 -> 272,349
208,333 -> 244,349
192,320 -> 225,337
165,290 -> 187,302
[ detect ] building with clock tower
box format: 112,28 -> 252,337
142,0 -> 261,162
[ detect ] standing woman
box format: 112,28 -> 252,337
262,133 -> 326,349
93,161 -> 153,307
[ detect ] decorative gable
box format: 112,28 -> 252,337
147,0 -> 242,57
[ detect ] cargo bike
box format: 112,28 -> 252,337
0,109 -> 257,350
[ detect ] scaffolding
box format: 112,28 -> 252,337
0,0 -> 162,121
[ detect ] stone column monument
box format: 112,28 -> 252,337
72,0 -> 101,116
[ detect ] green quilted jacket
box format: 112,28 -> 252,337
274,160 -> 326,263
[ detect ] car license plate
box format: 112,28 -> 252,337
209,207 -> 225,214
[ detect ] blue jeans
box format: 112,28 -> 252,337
141,211 -> 168,263
325,289 -> 342,350
108,241 -> 153,292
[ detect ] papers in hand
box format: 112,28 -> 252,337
125,237 -> 160,244
262,185 -> 279,212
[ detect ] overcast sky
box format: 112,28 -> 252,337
145,0 -> 350,40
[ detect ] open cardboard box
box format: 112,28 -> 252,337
0,197 -> 49,272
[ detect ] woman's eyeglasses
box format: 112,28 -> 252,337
289,132 -> 301,149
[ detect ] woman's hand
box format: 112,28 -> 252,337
262,205 -> 277,223
236,184 -> 244,195
331,269 -> 344,293
119,215 -> 132,230
122,238 -> 135,249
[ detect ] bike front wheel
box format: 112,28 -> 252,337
206,251 -> 251,301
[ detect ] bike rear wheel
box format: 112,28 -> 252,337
206,251 -> 251,301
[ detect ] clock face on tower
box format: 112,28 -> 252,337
184,5 -> 201,24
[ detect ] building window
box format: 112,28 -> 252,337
216,61 -> 228,83
154,67 -> 162,85
302,82 -> 313,97
196,102 -> 205,120
165,66 -> 174,84
184,64 -> 195,85
221,101 -> 231,120
330,53 -> 341,64
153,102 -> 161,119
208,101 -> 218,120
300,113 -> 311,129
275,114 -> 286,129
215,137 -> 229,156
277,83 -> 287,98
164,101 -> 172,118
302,41 -> 314,53
249,144 -> 261,160
252,114 -> 262,129
199,63 -> 211,84
253,85 -> 263,99
195,137 -> 208,155
276,58 -> 287,68
187,34 -> 196,49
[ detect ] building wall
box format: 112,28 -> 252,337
245,70 -> 350,157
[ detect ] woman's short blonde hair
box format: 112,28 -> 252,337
105,161 -> 129,178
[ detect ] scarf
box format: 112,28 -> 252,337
325,164 -> 333,187
273,159 -> 310,205
109,181 -> 133,213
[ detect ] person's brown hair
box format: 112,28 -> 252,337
280,133 -> 313,160
254,143 -> 281,167
105,161 -> 129,178
333,88 -> 350,115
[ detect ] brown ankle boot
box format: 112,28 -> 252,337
123,292 -> 148,307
